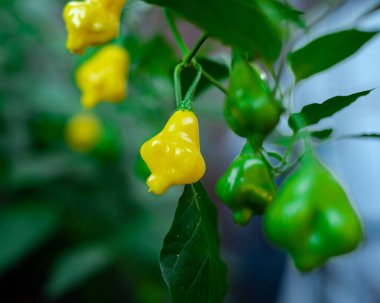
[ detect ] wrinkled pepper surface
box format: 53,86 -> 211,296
76,45 -> 130,109
65,113 -> 102,153
264,152 -> 363,272
225,57 -> 282,149
63,0 -> 126,54
216,144 -> 277,225
140,110 -> 206,195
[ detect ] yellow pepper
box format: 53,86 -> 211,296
65,113 -> 102,153
75,45 -> 130,109
63,0 -> 126,54
140,110 -> 206,195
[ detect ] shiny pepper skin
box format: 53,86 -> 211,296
65,113 -> 101,153
225,59 -> 282,149
63,0 -> 126,54
140,110 -> 206,195
264,153 -> 363,272
76,45 -> 130,109
216,144 -> 277,225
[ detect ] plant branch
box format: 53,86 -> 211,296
164,12 -> 226,96
164,9 -> 188,56
183,33 -> 209,65
201,69 -> 228,95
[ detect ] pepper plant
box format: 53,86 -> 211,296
29,0 -> 380,301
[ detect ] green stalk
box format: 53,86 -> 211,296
174,64 -> 184,106
183,33 -> 209,65
201,69 -> 228,95
164,11 -> 227,97
164,9 -> 188,56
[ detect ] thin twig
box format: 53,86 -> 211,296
164,9 -> 188,55
183,33 -> 209,65
201,69 -> 228,95
164,11 -> 227,96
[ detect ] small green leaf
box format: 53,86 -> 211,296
143,0 -> 282,62
0,203 -> 60,274
266,151 -> 283,162
288,30 -> 377,81
310,128 -> 334,140
289,89 -> 373,131
160,182 -> 227,303
46,244 -> 112,299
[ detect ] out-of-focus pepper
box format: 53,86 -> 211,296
216,144 -> 276,225
63,0 -> 126,54
65,113 -> 102,153
264,152 -> 363,272
225,56 -> 282,150
75,45 -> 130,109
140,110 -> 206,195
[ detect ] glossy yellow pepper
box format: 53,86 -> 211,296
140,110 -> 206,195
75,45 -> 130,109
63,0 -> 126,54
65,113 -> 102,153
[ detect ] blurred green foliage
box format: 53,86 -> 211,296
0,0 -> 216,302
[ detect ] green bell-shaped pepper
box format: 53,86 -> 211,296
264,152 -> 363,272
216,144 -> 277,225
224,56 -> 282,149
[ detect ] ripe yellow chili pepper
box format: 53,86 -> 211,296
65,113 -> 102,153
63,0 -> 126,54
140,110 -> 206,195
75,45 -> 130,109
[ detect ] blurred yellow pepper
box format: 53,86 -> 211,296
140,110 -> 206,195
63,0 -> 126,54
75,45 -> 130,109
65,113 -> 102,153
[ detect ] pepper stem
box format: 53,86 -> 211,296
174,64 -> 183,107
177,63 -> 203,111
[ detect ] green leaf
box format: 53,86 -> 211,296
272,133 -> 293,148
346,133 -> 380,139
266,151 -> 283,162
0,203 -> 60,274
143,0 -> 282,62
288,89 -> 373,131
288,30 -> 378,81
46,244 -> 112,299
310,128 -> 333,140
257,0 -> 305,29
160,182 -> 227,303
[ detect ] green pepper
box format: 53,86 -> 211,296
216,144 -> 277,225
264,152 -> 363,272
224,56 -> 282,149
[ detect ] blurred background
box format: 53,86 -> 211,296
1,0 -> 380,302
